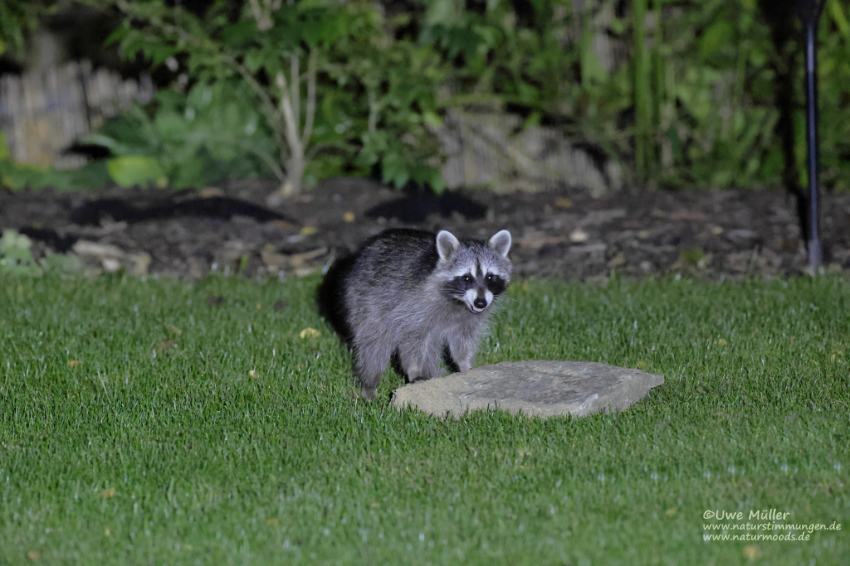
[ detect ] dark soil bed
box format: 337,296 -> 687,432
2,177 -> 849,282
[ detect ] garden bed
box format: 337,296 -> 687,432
3,178 -> 850,281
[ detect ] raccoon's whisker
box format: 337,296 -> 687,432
321,252 -> 337,275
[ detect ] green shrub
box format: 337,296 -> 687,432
83,81 -> 276,189
0,229 -> 39,276
417,0 -> 850,190
12,0 -> 847,193
0,229 -> 81,276
88,0 -> 446,194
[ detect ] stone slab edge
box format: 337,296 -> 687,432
390,360 -> 664,419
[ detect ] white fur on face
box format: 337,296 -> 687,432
463,289 -> 493,313
481,260 -> 509,279
464,289 -> 478,311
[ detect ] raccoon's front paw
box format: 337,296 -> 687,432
409,375 -> 434,384
360,385 -> 378,400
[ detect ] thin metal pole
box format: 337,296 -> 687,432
802,0 -> 825,269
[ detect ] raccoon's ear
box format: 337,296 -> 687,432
489,230 -> 512,257
436,230 -> 460,261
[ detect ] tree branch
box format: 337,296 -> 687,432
301,48 -> 318,148
290,54 -> 300,135
112,0 -> 288,158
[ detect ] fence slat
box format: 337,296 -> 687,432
0,60 -> 154,169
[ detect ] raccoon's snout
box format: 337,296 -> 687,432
467,290 -> 491,313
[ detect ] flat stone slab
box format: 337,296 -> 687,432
390,360 -> 664,418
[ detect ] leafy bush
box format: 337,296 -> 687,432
0,132 -> 112,192
416,0 -> 850,191
83,81 -> 276,189
644,0 -> 850,190
417,0 -> 632,177
10,0 -> 845,193
89,0 -> 446,195
0,229 -> 81,276
0,0 -> 48,57
0,229 -> 39,276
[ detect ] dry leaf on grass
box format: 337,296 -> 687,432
97,487 -> 116,498
299,328 -> 321,339
608,252 -> 625,267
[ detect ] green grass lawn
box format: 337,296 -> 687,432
1,273 -> 848,565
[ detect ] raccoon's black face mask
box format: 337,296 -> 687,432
435,229 -> 512,314
443,270 -> 508,314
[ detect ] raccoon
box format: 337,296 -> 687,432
318,228 -> 512,399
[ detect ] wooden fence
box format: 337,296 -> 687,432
0,61 -> 154,169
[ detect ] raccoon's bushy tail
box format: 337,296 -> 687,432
316,253 -> 356,346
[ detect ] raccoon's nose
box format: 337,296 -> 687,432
473,297 -> 487,309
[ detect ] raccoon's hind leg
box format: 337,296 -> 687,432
353,339 -> 393,399
398,336 -> 441,383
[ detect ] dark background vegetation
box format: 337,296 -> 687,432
1,1 -> 849,283
1,0 -> 848,195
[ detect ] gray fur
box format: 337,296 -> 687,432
489,230 -> 511,257
322,228 -> 512,399
436,230 -> 460,260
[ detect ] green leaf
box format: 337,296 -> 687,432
699,21 -> 733,59
221,20 -> 256,48
103,23 -> 129,47
609,17 -> 626,35
422,111 -> 443,128
425,0 -> 462,27
710,168 -> 733,188
827,0 -> 850,38
106,156 -> 166,188
428,171 -> 446,194
169,156 -> 207,189
78,133 -> 127,156
153,111 -> 188,140
580,37 -> 609,85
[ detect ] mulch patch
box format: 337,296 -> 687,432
2,177 -> 849,282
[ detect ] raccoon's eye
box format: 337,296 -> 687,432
464,275 -> 471,282
486,274 -> 492,281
